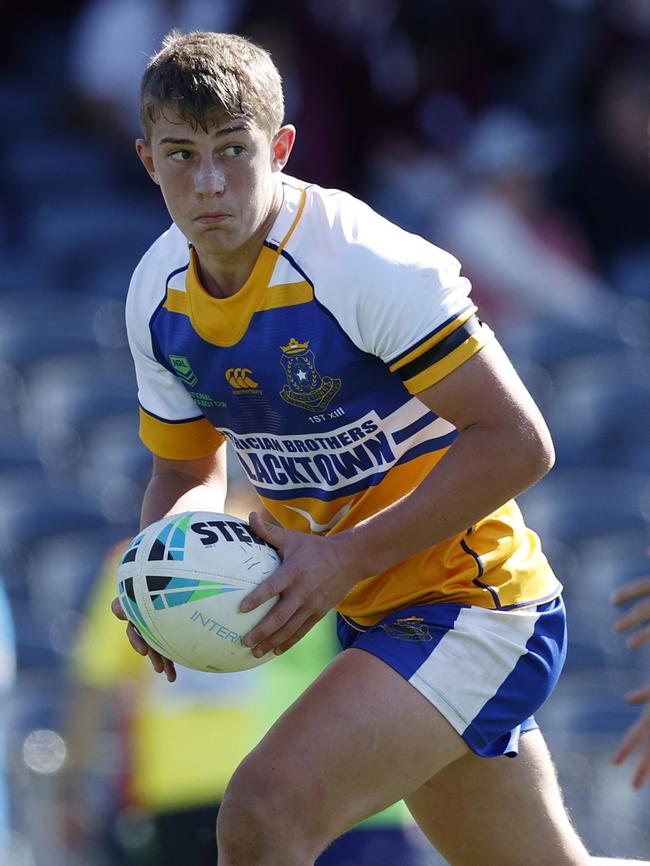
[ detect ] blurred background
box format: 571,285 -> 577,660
0,0 -> 649,863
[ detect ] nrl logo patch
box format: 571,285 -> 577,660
169,354 -> 198,387
279,337 -> 341,412
378,616 -> 432,642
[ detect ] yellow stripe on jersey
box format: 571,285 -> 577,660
400,317 -> 493,394
259,281 -> 314,311
139,407 -> 225,460
164,288 -> 189,314
389,307 -> 476,374
276,186 -> 307,254
165,280 -> 312,317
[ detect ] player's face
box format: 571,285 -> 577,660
136,112 -> 294,260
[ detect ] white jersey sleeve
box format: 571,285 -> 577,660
126,225 -> 224,459
295,187 -> 492,393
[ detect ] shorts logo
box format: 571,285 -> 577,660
379,616 -> 432,641
279,337 -> 341,412
226,368 -> 261,392
169,354 -> 198,387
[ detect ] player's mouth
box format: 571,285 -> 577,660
195,213 -> 231,224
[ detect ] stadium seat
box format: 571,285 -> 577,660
618,442 -> 650,475
518,466 -> 650,550
23,354 -> 136,435
25,527 -> 124,617
550,354 -> 650,460
609,245 -> 650,301
27,195 -> 168,289
0,302 -> 101,376
576,529 -> 650,596
501,316 -> 625,376
3,132 -> 115,199
0,487 -> 114,612
82,411 -> 151,487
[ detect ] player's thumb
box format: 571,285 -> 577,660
248,511 -> 285,551
111,596 -> 127,620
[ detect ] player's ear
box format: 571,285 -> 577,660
271,125 -> 296,172
136,139 -> 158,184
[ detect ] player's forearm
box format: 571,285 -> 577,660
140,470 -> 227,529
340,419 -> 554,579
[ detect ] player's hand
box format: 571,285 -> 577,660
240,512 -> 364,657
612,683 -> 650,789
111,597 -> 177,682
612,575 -> 650,649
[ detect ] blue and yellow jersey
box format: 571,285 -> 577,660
126,176 -> 561,624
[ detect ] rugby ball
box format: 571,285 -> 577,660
116,511 -> 281,672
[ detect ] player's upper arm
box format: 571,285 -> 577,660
415,339 -> 555,472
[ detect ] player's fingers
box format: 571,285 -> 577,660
626,683 -> 650,704
126,622 -> 149,655
250,607 -> 314,657
240,561 -> 291,613
613,719 -> 645,765
159,654 -> 177,683
111,596 -> 127,620
274,614 -> 323,655
145,645 -> 176,682
632,745 -> 650,789
611,577 -> 650,605
243,596 -> 302,654
247,511 -> 287,554
625,623 -> 650,650
126,623 -> 175,681
613,597 -> 650,633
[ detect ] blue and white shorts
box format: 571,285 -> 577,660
337,596 -> 567,758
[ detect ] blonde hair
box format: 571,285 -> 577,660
140,30 -> 284,138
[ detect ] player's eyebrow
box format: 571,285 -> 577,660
159,124 -> 250,145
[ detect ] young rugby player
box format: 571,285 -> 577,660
114,30 -> 649,865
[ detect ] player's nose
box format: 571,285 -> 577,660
194,159 -> 226,196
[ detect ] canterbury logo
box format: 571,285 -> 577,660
225,368 -> 259,389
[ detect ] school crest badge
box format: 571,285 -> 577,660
378,616 -> 432,642
279,338 -> 341,412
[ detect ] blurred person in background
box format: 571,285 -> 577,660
436,106 -> 622,334
612,566 -> 650,790
66,0 -> 249,176
63,537 -> 425,865
0,577 -> 16,860
554,56 -> 650,289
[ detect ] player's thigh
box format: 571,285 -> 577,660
405,728 -> 590,866
221,647 -> 468,840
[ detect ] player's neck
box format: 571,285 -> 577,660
195,249 -> 257,299
195,185 -> 283,299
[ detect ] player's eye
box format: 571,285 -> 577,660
169,150 -> 192,161
223,144 -> 245,157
